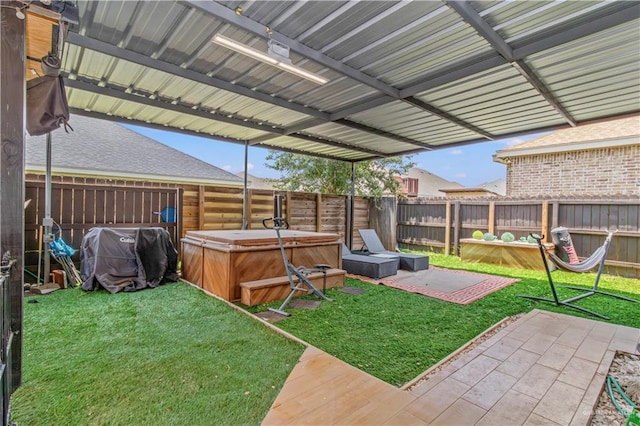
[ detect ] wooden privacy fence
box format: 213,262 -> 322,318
25,179 -> 370,277
181,185 -> 369,248
24,181 -> 180,272
395,198 -> 640,278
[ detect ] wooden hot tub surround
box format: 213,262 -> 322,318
181,230 -> 344,304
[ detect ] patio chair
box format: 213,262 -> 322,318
518,232 -> 638,320
358,229 -> 429,272
341,243 -> 398,280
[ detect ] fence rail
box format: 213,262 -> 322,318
25,175 -> 639,280
24,181 -> 180,273
27,180 -> 369,278
396,198 -> 640,278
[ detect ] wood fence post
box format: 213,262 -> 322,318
286,192 -> 292,225
246,189 -> 253,229
488,201 -> 495,235
541,200 -> 549,242
316,193 -> 322,232
453,201 -> 461,256
444,201 -> 451,255
177,187 -> 184,242
369,197 -> 397,250
198,185 -> 205,230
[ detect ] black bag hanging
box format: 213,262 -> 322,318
26,75 -> 73,136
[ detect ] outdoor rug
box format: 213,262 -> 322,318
353,267 -> 519,305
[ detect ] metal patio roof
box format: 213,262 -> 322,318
60,0 -> 640,162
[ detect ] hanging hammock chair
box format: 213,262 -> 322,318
518,231 -> 638,320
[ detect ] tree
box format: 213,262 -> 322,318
264,151 -> 414,197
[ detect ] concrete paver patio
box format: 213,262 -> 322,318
262,309 -> 640,425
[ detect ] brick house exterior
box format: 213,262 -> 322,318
494,115 -> 640,197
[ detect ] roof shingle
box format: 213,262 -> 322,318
26,115 -> 243,185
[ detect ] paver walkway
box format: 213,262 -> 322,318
262,309 -> 640,425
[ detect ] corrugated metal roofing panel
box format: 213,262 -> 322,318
475,0 -> 619,43
63,46 -> 312,127
413,63 -> 563,136
283,2 -> 402,50
359,12 -> 493,86
348,101 -> 481,144
303,122 -> 420,154
524,19 -> 640,122
260,136 -> 369,162
67,87 -> 270,141
58,0 -> 640,163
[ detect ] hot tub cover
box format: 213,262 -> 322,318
80,227 -> 179,293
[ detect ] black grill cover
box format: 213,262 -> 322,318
80,227 -> 179,293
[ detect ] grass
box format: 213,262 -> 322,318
246,252 -> 640,387
11,283 -> 304,426
11,253 -> 640,423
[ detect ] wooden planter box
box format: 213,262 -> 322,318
460,239 -> 554,271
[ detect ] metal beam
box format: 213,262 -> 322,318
70,108 -> 248,145
403,97 -> 495,140
287,133 -> 387,157
355,112 -> 640,162
331,95 -> 397,121
182,0 -> 401,98
66,32 -> 331,121
334,119 -> 435,150
67,77 -> 411,156
512,61 -> 576,126
446,0 -> 513,61
445,1 -> 574,127
512,2 -> 640,59
65,77 -> 286,134
70,108 -> 350,162
66,33 -> 429,151
332,54 -> 506,119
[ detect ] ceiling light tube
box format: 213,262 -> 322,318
276,61 -> 328,85
212,34 -> 278,65
211,33 -> 328,85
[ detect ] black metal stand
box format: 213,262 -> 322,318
517,234 -> 630,321
263,217 -> 332,317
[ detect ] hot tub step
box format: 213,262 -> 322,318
240,268 -> 345,306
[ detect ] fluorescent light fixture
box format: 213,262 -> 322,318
211,33 -> 329,85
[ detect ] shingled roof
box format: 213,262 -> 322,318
406,167 -> 465,197
26,115 -> 243,185
494,115 -> 640,160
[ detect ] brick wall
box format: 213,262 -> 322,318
506,145 -> 640,197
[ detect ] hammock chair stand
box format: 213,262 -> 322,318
518,232 -> 638,320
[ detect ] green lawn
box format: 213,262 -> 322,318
11,253 -> 640,423
11,283 -> 304,425
247,252 -> 640,386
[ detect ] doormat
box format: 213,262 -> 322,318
354,267 -> 519,305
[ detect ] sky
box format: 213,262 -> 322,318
124,124 -> 545,188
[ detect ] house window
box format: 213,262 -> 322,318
402,178 -> 419,197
